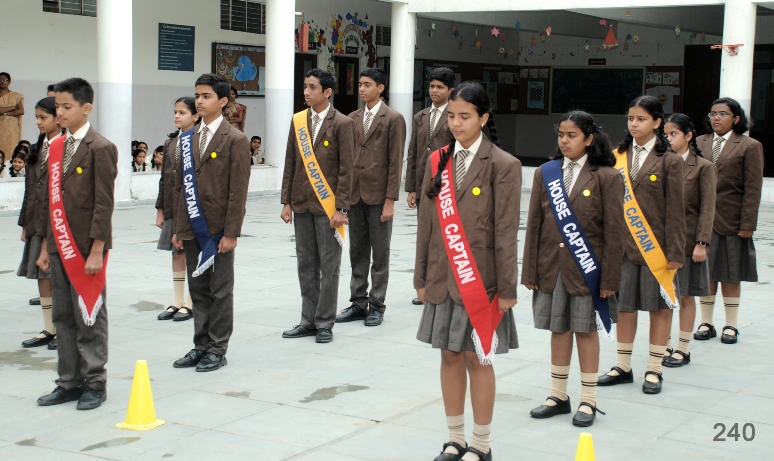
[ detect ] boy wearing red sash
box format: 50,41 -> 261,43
36,78 -> 118,410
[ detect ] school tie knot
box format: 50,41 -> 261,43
63,136 -> 76,174
712,137 -> 725,163
455,149 -> 471,190
631,145 -> 645,180
430,108 -> 439,137
199,126 -> 209,159
564,161 -> 577,194
363,111 -> 373,139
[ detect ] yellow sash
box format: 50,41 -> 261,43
614,149 -> 678,309
293,109 -> 347,247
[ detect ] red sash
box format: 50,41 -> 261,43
431,148 -> 503,365
48,136 -> 109,326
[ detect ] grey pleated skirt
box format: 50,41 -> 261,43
17,235 -> 50,280
157,218 -> 183,252
678,256 -> 710,297
417,295 -> 518,353
618,254 -> 680,312
533,272 -> 618,333
709,231 -> 758,283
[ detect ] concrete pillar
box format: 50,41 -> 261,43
97,0 -> 133,204
719,0 -> 756,118
264,0 -> 296,178
389,2 -> 416,159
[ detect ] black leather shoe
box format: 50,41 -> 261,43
572,402 -> 605,427
22,330 -> 55,348
282,325 -> 317,338
663,351 -> 691,368
464,447 -> 492,461
157,306 -> 179,320
694,323 -> 717,341
37,386 -> 82,406
642,371 -> 663,394
412,298 -> 423,305
597,366 -> 634,386
530,396 -> 571,419
434,442 -> 467,461
196,353 -> 227,372
47,338 -> 57,350
721,326 -> 739,344
364,309 -> 384,327
316,328 -> 333,343
173,307 -> 193,321
661,348 -> 674,365
29,297 -> 41,305
173,349 -> 206,368
77,386 -> 106,410
335,305 -> 367,323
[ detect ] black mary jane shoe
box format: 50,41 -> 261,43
173,307 -> 193,321
47,338 -> 57,350
433,442 -> 467,461
572,402 -> 605,427
412,298 -> 423,305
642,371 -> 663,395
364,309 -> 384,327
22,330 -> 55,348
464,447 -> 492,461
335,305 -> 368,323
597,366 -> 634,386
282,325 -> 317,338
77,386 -> 106,410
29,297 -> 41,306
661,348 -> 674,365
721,326 -> 739,344
663,351 -> 691,368
530,396 -> 571,419
157,306 -> 179,320
173,349 -> 206,368
693,323 -> 717,341
196,353 -> 227,372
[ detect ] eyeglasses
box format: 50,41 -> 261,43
708,112 -> 733,119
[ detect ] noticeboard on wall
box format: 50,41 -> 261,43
211,43 -> 266,96
158,23 -> 195,72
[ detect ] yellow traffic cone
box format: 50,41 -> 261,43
574,432 -> 596,461
116,360 -> 165,431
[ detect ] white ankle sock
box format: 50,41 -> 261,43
461,423 -> 490,460
445,414 -> 465,454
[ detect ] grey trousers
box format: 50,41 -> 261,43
184,239 -> 234,355
349,199 -> 392,312
294,211 -> 342,330
50,252 -> 108,391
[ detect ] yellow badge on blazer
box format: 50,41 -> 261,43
76,167 -> 83,174
583,189 -> 591,196
324,140 -> 329,147
211,152 -> 217,159
472,187 -> 481,196
650,174 -> 657,182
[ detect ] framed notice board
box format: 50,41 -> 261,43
158,23 -> 195,71
212,43 -> 266,96
550,67 -> 645,115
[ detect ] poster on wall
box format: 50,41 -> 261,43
645,72 -> 663,85
487,83 -> 498,111
527,81 -> 545,109
662,72 -> 680,85
158,23 -> 195,71
212,43 -> 266,96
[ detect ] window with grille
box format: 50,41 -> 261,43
376,25 -> 391,47
220,0 -> 266,35
43,0 -> 97,16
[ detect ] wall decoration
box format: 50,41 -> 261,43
212,43 -> 265,96
603,26 -> 618,50
475,39 -> 483,52
158,23 -> 195,72
645,85 -> 680,113
487,83 -> 498,110
491,27 -> 500,37
530,35 -> 538,46
599,19 -> 607,26
546,27 -> 552,38
662,72 -> 679,85
584,40 -> 590,52
528,47 -> 534,54
500,33 -> 507,42
520,68 -> 529,78
528,68 -> 539,78
361,26 -> 377,67
633,36 -> 640,44
527,80 -> 545,109
646,72 -> 663,85
675,26 -> 681,39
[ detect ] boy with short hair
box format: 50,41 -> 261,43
172,73 -> 251,372
36,77 -> 118,410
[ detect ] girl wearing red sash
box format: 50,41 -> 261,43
415,82 -> 521,461
523,111 -> 625,426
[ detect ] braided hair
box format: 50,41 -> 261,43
617,95 -> 670,154
665,113 -> 703,157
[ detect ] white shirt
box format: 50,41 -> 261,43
365,100 -> 382,118
562,153 -> 588,192
453,133 -> 483,174
310,104 -> 330,144
41,132 -> 62,166
632,135 -> 657,171
66,122 -> 91,154
681,151 -> 690,161
430,101 -> 448,133
198,115 -> 224,153
713,130 -> 733,143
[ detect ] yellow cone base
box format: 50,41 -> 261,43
575,432 -> 596,461
116,419 -> 165,431
116,360 -> 165,432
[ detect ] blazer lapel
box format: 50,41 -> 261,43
364,104 -> 386,144
569,162 -> 594,204
313,108 -> 335,151
431,107 -> 448,141
632,149 -> 660,189
353,109 -> 365,141
64,127 -> 95,184
456,139 -> 490,202
197,120 -> 230,169
716,132 -> 740,167
684,152 -> 697,179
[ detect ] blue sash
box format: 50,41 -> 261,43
180,127 -> 224,277
542,159 -> 612,336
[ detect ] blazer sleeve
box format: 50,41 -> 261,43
386,113 -> 407,201
335,117 -> 356,210
696,163 -> 717,244
223,133 -> 251,238
664,155 -> 686,263
413,160 -> 434,290
494,156 -> 521,299
89,142 -> 118,244
281,121 -> 296,205
740,141 -> 764,231
405,114 -> 420,192
520,168 -> 543,287
600,171 -> 625,292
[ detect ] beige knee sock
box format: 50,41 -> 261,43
579,372 -> 597,414
723,297 -> 740,334
173,271 -> 186,308
676,330 -> 692,356
41,297 -> 55,335
548,364 -> 570,404
609,342 -> 634,375
461,423 -> 490,460
444,414 -> 466,454
183,292 -> 193,309
647,343 -> 666,377
698,296 -> 716,329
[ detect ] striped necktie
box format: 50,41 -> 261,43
455,150 -> 471,190
712,137 -> 725,163
564,161 -> 576,194
312,114 -> 321,143
199,126 -> 208,160
363,111 -> 373,139
429,108 -> 439,137
631,145 -> 645,180
175,142 -> 181,165
63,136 -> 76,173
40,141 -> 49,171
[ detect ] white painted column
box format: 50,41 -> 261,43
97,0 -> 133,204
719,0 -> 756,117
389,2 -> 416,161
264,0 -> 296,184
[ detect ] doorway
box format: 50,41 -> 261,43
294,53 -> 318,113
332,56 -> 360,115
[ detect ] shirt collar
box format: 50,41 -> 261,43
431,101 -> 448,114
634,135 -> 657,153
199,115 -> 223,134
311,103 -> 331,121
681,151 -> 690,161
365,100 -> 382,116
46,132 -> 63,144
454,133 -> 484,156
713,130 -> 733,142
67,122 -> 90,140
563,153 -> 588,169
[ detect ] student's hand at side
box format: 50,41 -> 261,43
498,297 -> 517,313
667,260 -> 683,271
406,192 -> 417,209
330,211 -> 347,229
156,209 -> 165,228
524,284 -> 538,291
281,204 -> 293,223
36,242 -> 50,272
692,244 -> 707,263
416,288 -> 426,304
85,253 -> 103,275
600,289 -> 616,298
171,234 -> 184,250
218,236 -> 237,253
21,228 -> 26,242
739,229 -> 754,238
381,198 -> 395,222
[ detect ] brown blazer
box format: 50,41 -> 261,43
155,137 -> 176,220
173,120 -> 251,239
621,146 -> 685,265
405,106 -> 455,195
682,152 -> 717,256
696,132 -> 764,235
521,162 -> 625,295
44,127 -> 118,256
348,103 -> 406,205
414,137 -> 522,304
282,107 -> 356,214
18,155 -> 50,238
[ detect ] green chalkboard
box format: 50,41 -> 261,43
550,68 -> 644,115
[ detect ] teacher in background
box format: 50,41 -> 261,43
0,72 -> 25,157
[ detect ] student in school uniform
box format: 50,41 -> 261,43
523,111 -> 625,427
171,73 -> 251,372
694,98 -> 763,345
415,82 -> 520,461
662,114 -> 716,367
598,95 -> 685,395
406,67 -> 456,305
335,68 -> 406,327
17,96 -> 61,350
35,78 -> 118,410
281,68 -> 355,344
155,97 -> 197,322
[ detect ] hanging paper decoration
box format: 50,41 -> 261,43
599,19 -> 607,26
432,22 -> 436,30
528,47 -> 533,54
515,22 -> 521,32
452,25 -> 457,35
491,26 -> 500,37
475,39 -> 483,52
700,32 -> 705,43
633,36 -> 640,44
552,53 -> 557,60
500,33 -> 507,42
584,40 -> 590,52
499,47 -> 505,54
603,25 -> 618,50
546,27 -> 552,38
626,10 -> 631,17
626,33 -> 633,41
675,26 -> 681,39
530,35 -> 538,46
